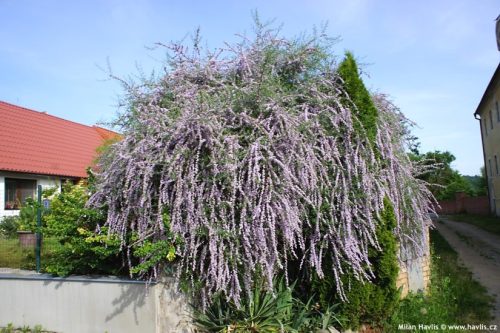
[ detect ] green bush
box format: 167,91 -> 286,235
14,187 -> 56,232
43,182 -> 124,276
16,198 -> 41,232
0,216 -> 20,238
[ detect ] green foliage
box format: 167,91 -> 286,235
0,324 -> 47,333
337,51 -> 379,145
17,198 -> 42,232
15,187 -> 56,232
130,238 -> 176,275
413,151 -> 474,200
390,279 -> 456,331
43,182 -> 124,276
389,229 -> 493,331
130,212 -> 178,276
0,216 -> 20,238
463,167 -> 487,196
477,166 -> 488,196
194,278 -> 343,333
332,198 -> 400,329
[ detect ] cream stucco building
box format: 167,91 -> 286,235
475,63 -> 500,216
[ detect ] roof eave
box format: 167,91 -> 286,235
474,62 -> 500,117
0,168 -> 85,179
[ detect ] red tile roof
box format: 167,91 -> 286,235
0,100 -> 118,178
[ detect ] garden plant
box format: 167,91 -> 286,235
87,20 -> 436,331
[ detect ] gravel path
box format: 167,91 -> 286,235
435,218 -> 500,325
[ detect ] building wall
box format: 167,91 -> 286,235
478,80 -> 500,216
0,171 -> 62,219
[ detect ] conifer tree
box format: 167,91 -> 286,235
312,53 -> 400,329
337,52 -> 379,145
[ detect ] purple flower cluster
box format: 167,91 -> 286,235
88,30 -> 435,306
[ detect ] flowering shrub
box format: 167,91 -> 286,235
88,24 -> 434,306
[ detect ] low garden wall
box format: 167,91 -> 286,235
396,227 -> 431,297
396,252 -> 431,297
0,270 -> 192,333
436,192 -> 490,215
0,228 -> 431,333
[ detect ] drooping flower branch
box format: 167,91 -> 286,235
88,26 -> 434,306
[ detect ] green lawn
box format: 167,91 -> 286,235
0,236 -> 60,270
0,237 -> 32,269
389,229 -> 494,331
444,214 -> 500,237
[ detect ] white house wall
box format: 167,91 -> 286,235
0,172 -> 62,219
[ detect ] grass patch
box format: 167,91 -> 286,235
388,229 -> 494,332
0,236 -> 60,270
0,237 -> 33,269
444,214 -> 500,237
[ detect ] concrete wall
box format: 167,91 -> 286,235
396,255 -> 431,297
0,230 -> 433,332
0,272 -> 193,333
0,171 -> 61,219
396,227 -> 431,297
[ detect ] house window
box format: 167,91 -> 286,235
496,155 -> 499,176
496,101 -> 500,122
490,110 -> 494,129
4,178 -> 36,210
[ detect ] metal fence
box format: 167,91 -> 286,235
0,232 -> 60,271
0,184 -> 59,272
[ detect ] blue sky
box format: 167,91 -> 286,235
0,0 -> 498,175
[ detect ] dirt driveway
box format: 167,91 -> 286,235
435,218 -> 500,325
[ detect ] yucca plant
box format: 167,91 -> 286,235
194,278 -> 294,333
194,278 -> 344,333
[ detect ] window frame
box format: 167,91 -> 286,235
496,155 -> 499,176
496,101 -> 500,122
4,177 -> 37,210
